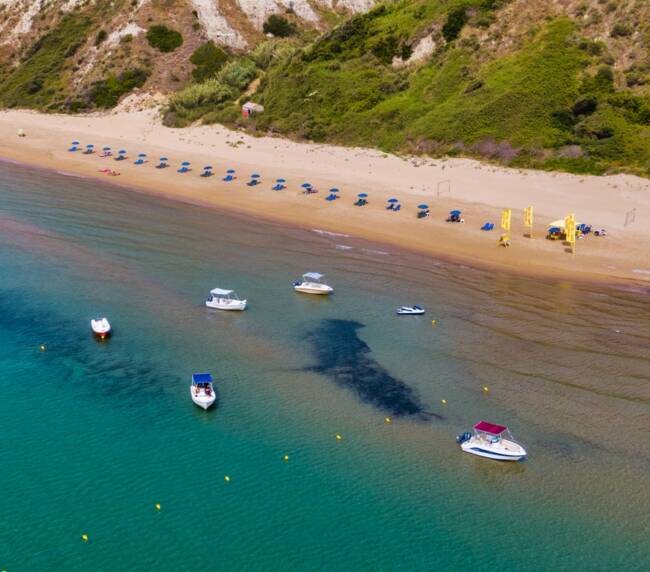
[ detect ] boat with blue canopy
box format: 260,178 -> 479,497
191,373 -> 216,410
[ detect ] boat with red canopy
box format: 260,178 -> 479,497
456,420 -> 527,461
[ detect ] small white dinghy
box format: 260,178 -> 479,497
91,317 -> 111,339
190,373 -> 216,410
293,272 -> 333,295
457,421 -> 527,462
205,288 -> 247,311
396,305 -> 425,315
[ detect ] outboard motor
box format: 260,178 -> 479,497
456,431 -> 472,444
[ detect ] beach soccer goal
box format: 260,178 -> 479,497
437,179 -> 451,198
624,208 -> 636,227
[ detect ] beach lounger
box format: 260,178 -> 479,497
246,180 -> 259,186
481,223 -> 494,231
134,159 -> 145,165
200,171 -> 213,178
68,147 -> 78,152
386,204 -> 395,210
325,194 -> 338,201
223,175 -> 234,182
393,204 -> 401,211
114,156 -> 126,161
177,167 -> 189,173
272,184 -> 285,191
155,163 -> 167,169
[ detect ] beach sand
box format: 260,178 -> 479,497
1,109 -> 648,287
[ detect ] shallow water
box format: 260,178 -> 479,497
0,160 -> 649,571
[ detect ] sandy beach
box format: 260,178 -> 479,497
0,108 -> 648,287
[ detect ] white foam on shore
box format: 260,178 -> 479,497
631,269 -> 650,276
335,244 -> 353,250
312,229 -> 351,238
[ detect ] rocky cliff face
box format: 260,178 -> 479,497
0,0 -> 376,109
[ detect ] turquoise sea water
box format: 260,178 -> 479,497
0,160 -> 649,571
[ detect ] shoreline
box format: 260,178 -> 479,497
0,109 -> 649,289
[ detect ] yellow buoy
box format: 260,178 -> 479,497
431,320 -> 436,325
441,399 -> 447,405
384,417 -> 392,424
39,344 -> 46,352
224,475 -> 231,482
482,386 -> 489,393
283,454 -> 289,462
81,534 -> 89,542
335,434 -> 342,441
155,503 -> 161,510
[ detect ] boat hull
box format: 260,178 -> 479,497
191,391 -> 215,410
294,284 -> 333,295
91,318 -> 111,339
205,299 -> 247,311
460,438 -> 526,461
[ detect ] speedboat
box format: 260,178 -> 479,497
396,305 -> 425,315
456,421 -> 527,462
293,272 -> 333,295
190,373 -> 216,410
91,317 -> 111,339
205,288 -> 247,311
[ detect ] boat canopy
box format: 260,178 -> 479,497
474,421 -> 507,435
303,272 -> 324,280
192,373 -> 213,384
210,288 -> 233,296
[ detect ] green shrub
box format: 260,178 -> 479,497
610,23 -> 631,37
95,29 -> 107,46
168,79 -> 234,111
216,58 -> 257,90
442,8 -> 468,42
90,68 -> 149,108
190,41 -> 229,82
146,25 -> 183,52
263,15 -> 296,38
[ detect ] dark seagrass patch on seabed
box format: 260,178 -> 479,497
304,319 -> 442,420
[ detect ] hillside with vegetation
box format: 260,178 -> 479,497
1,0 -> 649,177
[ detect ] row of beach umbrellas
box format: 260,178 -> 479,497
68,142 -> 461,215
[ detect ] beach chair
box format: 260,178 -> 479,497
393,204 -> 401,211
325,194 -> 337,201
272,184 -> 285,191
223,175 -> 234,182
134,159 -> 145,165
177,167 -> 189,173
386,204 -> 395,210
68,146 -> 78,152
155,162 -> 167,169
114,156 -> 126,161
200,171 -> 213,178
246,180 -> 259,187
481,222 -> 494,231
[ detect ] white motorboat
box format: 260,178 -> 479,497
91,317 -> 111,339
456,421 -> 527,462
191,373 -> 216,410
205,288 -> 247,311
293,272 -> 333,295
396,305 -> 425,315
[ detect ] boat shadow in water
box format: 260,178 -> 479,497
304,319 -> 442,420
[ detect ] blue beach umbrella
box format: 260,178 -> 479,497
138,153 -> 146,158
72,141 -> 80,145
86,144 -> 94,148
450,209 -> 461,216
181,161 -> 190,166
276,178 -> 286,183
227,169 -> 236,174
159,157 -> 168,162
387,198 -> 399,203
251,173 -> 260,178
103,146 -> 111,151
118,149 -> 127,154
418,203 -> 429,210
330,188 -> 340,193
204,165 -> 213,170
302,183 -> 312,188
357,193 -> 368,198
